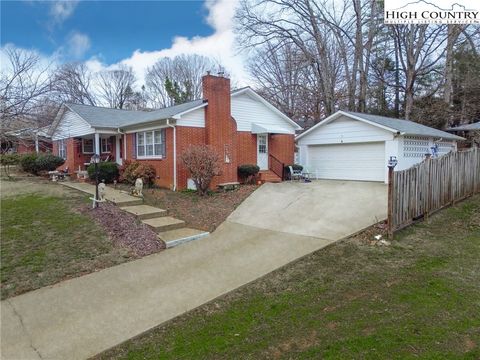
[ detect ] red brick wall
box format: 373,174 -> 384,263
125,130 -> 174,189
237,131 -> 257,165
175,126 -> 206,190
269,134 -> 295,166
203,74 -> 238,186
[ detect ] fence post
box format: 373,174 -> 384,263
424,155 -> 431,221
387,165 -> 394,240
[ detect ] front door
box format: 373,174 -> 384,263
257,134 -> 268,170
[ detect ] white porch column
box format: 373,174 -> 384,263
94,133 -> 100,155
35,135 -> 39,153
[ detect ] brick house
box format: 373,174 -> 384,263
49,74 -> 301,190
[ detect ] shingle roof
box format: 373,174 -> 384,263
343,111 -> 464,141
66,100 -> 206,128
446,122 -> 480,132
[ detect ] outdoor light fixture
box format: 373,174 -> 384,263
90,154 -> 101,208
387,156 -> 398,169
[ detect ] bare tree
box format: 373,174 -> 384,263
97,65 -> 136,109
391,24 -> 448,119
0,47 -> 53,131
52,62 -> 97,106
249,41 -> 321,123
145,54 -> 219,108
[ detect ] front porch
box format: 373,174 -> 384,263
62,133 -> 124,173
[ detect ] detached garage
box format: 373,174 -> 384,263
296,111 -> 464,183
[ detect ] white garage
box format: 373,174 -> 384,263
296,111 -> 463,183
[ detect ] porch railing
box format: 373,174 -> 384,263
269,154 -> 285,181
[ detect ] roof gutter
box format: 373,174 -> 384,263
166,119 -> 177,192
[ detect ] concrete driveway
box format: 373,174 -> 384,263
229,180 -> 387,240
1,180 -> 386,360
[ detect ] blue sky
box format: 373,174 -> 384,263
1,1 -> 213,63
0,0 -> 248,86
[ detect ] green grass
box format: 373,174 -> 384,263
1,193 -> 131,299
97,195 -> 480,360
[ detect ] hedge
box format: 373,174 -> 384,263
87,161 -> 119,183
19,153 -> 65,175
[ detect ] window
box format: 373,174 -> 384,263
258,135 -> 267,153
82,138 -> 94,154
136,129 -> 165,158
58,140 -> 66,159
101,138 -> 112,153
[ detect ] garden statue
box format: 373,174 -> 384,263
133,178 -> 143,197
98,181 -> 106,201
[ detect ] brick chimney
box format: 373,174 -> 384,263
202,73 -> 237,186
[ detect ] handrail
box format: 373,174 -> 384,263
269,154 -> 284,180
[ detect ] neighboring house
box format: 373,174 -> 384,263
296,111 -> 464,183
1,126 -> 52,154
447,121 -> 480,148
49,74 -> 301,190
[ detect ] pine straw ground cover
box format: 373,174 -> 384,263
0,179 -> 163,300
97,195 -> 480,360
117,184 -> 259,232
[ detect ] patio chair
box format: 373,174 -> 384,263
288,166 -> 302,181
302,166 -> 313,180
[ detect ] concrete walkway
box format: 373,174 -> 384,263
1,180 -> 387,360
61,182 -> 143,206
1,223 -> 331,360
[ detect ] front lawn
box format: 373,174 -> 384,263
0,180 -> 136,299
97,195 -> 480,359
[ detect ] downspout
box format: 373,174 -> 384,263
167,119 -> 177,191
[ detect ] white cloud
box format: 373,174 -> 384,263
87,0 -> 250,88
67,31 -> 90,59
49,0 -> 79,28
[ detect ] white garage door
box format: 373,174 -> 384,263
307,142 -> 385,182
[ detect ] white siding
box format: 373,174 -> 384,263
231,93 -> 296,133
297,115 -> 393,146
52,110 -> 94,140
176,107 -> 205,127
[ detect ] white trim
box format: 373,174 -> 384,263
296,111 -> 398,141
137,156 -> 164,160
136,129 -> 165,158
124,124 -> 170,134
82,138 -> 94,154
232,87 -> 302,130
172,102 -> 207,119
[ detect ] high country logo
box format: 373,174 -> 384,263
384,0 -> 480,24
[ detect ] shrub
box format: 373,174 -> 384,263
35,154 -> 65,172
0,153 -> 21,177
19,153 -> 39,174
180,145 -> 221,196
238,164 -> 260,184
121,160 -> 156,186
87,161 -> 119,183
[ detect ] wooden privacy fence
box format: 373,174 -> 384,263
390,147 -> 480,234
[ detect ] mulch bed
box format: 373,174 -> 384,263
82,203 -> 165,257
141,185 -> 259,232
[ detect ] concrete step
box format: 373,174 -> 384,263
111,198 -> 144,207
158,228 -> 210,249
142,216 -> 185,233
120,205 -> 167,220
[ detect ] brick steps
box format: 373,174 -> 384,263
259,170 -> 282,183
